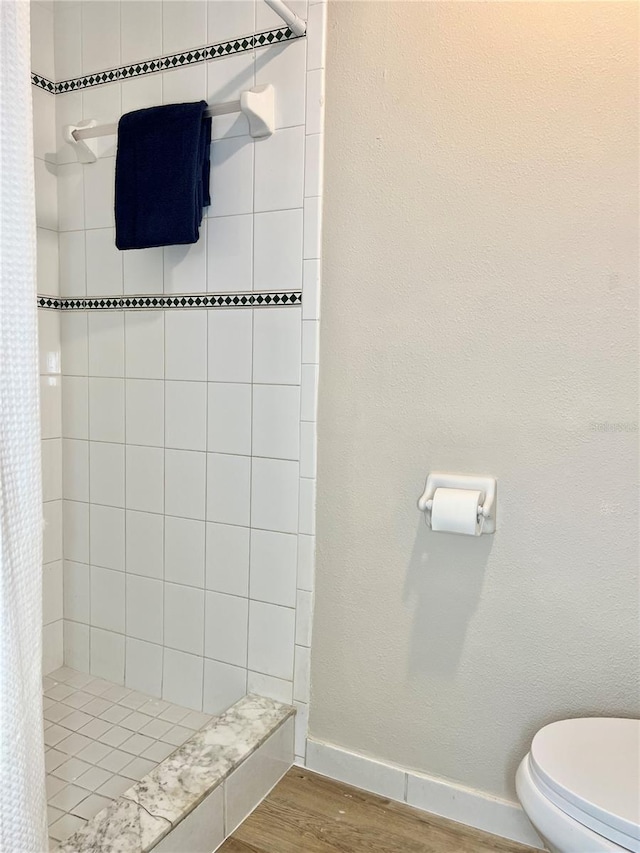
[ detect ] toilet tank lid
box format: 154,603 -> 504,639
530,718 -> 640,840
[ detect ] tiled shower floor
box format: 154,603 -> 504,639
43,666 -> 214,850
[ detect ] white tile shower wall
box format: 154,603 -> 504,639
53,0 -> 325,732
33,0 -> 64,674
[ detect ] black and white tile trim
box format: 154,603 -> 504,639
31,28 -> 302,94
31,72 -> 57,93
38,291 -> 302,311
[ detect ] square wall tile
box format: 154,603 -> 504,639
86,228 -> 123,296
207,0 -> 254,43
163,649 -> 203,710
91,567 -> 125,633
253,308 -> 301,385
208,310 -> 252,383
251,458 -> 299,534
295,589 -> 313,647
91,628 -> 125,684
125,379 -> 164,447
42,560 -> 63,625
37,226 -> 59,295
296,534 -> 315,593
303,198 -> 322,261
301,320 -> 319,365
34,158 -> 58,231
298,477 -> 316,535
164,583 -> 204,655
58,231 -> 86,297
126,575 -> 163,644
43,438 -> 63,502
302,259 -> 321,320
165,381 -> 207,451
63,500 -> 89,564
206,453 -> 250,527
162,63 -> 207,104
125,312 -> 164,380
62,438 -> 89,502
38,308 -> 61,375
306,68 -> 325,135
162,0 -> 206,53
252,385 -> 300,460
90,442 -> 125,507
204,592 -> 248,667
203,659 -> 246,716
207,383 -> 251,456
253,210 -> 303,291
125,638 -> 163,698
206,214 -> 252,293
43,501 -> 62,564
30,2 -> 54,79
164,227 -> 207,294
165,450 -> 206,520
90,504 -> 125,571
165,516 -> 205,587
61,312 -> 88,376
304,132 -> 324,198
126,445 -> 164,514
64,621 -> 90,673
250,530 -> 297,608
208,136 -> 253,218
63,561 -> 90,623
89,378 -> 125,443
81,0 -> 120,75
57,163 -> 84,233
293,645 -> 310,702
61,376 -> 87,440
205,523 -> 250,597
84,157 -> 116,230
254,127 -> 304,213
121,0 -> 162,65
88,313 -> 125,378
300,421 -> 317,479
121,75 -> 162,114
123,247 -> 163,295
254,40 -> 306,129
306,1 -> 327,70
126,510 -> 163,579
43,622 -> 64,675
165,311 -> 207,381
248,600 -> 295,681
40,375 -> 61,440
247,671 -> 293,705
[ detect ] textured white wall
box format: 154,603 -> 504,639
310,1 -> 639,800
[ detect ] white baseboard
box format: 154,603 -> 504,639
304,738 -> 545,850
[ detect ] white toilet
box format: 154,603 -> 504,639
516,717 -> 640,853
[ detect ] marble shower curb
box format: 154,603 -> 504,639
58,695 -> 295,853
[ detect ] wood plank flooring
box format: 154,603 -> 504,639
219,768 -> 539,853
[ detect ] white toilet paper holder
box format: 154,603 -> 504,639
417,473 -> 497,534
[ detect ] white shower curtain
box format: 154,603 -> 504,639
0,1 -> 49,851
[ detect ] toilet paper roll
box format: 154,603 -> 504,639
431,488 -> 483,535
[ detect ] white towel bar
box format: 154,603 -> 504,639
64,84 -> 275,163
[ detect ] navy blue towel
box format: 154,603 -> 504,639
115,101 -> 212,250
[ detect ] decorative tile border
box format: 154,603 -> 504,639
31,28 -> 302,94
38,291 -> 301,311
31,72 -> 56,93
